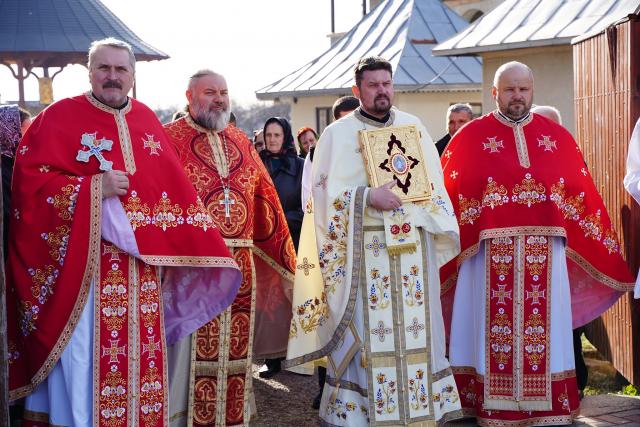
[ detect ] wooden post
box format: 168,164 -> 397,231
17,63 -> 25,108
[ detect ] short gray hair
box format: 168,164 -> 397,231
447,103 -> 473,117
88,37 -> 136,71
188,69 -> 225,91
531,105 -> 562,125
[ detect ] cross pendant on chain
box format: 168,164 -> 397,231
219,187 -> 235,220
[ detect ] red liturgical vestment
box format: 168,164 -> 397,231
164,116 -> 295,426
7,94 -> 241,427
440,111 -> 634,426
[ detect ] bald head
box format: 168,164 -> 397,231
531,105 -> 562,125
492,61 -> 534,121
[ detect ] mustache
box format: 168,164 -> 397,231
375,95 -> 390,102
103,80 -> 122,89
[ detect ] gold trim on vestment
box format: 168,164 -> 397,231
354,108 -> 396,128
252,246 -> 295,282
9,175 -> 104,402
140,255 -> 239,268
224,238 -> 253,247
492,110 -> 533,169
283,186 -> 367,369
84,92 -> 136,174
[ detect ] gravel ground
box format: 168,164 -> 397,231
250,365 -> 322,426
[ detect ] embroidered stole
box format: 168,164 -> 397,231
360,227 -> 460,424
96,243 -> 167,426
485,235 -> 552,411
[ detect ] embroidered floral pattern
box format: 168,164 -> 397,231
388,207 -> 412,243
186,198 -> 213,231
294,292 -> 328,333
525,236 -> 548,276
402,265 -> 423,307
326,398 -> 360,420
524,309 -> 546,370
458,194 -> 481,225
512,173 -> 546,207
550,178 -> 585,221
100,265 -> 128,332
47,181 -> 81,221
460,378 -> 478,406
152,192 -> 184,231
139,266 -> 160,329
124,190 -> 151,230
579,210 -> 603,241
139,366 -> 163,425
374,373 -> 397,415
41,225 -> 70,265
490,308 -> 513,369
318,190 -> 351,295
29,265 -> 59,305
368,268 -> 391,310
490,237 -> 514,277
18,301 -> 39,336
408,369 -> 428,410
432,383 -> 459,410
98,371 -> 127,425
482,177 -> 509,209
603,229 -> 621,254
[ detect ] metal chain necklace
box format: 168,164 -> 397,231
217,133 -> 235,220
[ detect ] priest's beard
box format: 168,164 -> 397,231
501,99 -> 532,121
191,100 -> 231,131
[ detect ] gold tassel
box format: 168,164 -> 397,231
386,243 -> 417,256
329,383 -> 341,403
360,352 -> 367,368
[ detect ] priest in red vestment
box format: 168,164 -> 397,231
440,61 -> 634,427
6,39 -> 242,427
163,69 -> 295,426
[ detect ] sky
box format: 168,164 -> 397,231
0,0 -> 365,109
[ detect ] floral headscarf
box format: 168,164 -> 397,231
0,105 -> 22,158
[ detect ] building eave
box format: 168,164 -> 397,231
432,37 -> 573,57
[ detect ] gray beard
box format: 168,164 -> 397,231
192,105 -> 230,131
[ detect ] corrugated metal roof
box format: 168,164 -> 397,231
0,0 -> 168,67
433,0 -> 640,56
256,0 -> 481,100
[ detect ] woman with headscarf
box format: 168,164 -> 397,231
0,105 -> 30,259
260,117 -> 304,249
296,126 -> 318,158
258,117 -> 304,379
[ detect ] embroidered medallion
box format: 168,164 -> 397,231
365,235 -> 386,257
296,257 -> 316,276
371,320 -> 393,342
76,132 -> 113,171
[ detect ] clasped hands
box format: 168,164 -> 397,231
368,181 -> 402,211
101,170 -> 129,199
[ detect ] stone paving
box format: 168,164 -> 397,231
249,366 -> 640,426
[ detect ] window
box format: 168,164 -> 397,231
316,107 -> 332,134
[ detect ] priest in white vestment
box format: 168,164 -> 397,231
286,57 -> 463,426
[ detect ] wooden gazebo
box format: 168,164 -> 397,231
0,0 -> 169,107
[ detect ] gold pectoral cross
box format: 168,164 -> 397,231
219,187 -> 235,222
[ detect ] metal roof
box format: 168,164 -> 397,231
433,0 -> 640,56
0,0 -> 168,68
256,0 -> 482,100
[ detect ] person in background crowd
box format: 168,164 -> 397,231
253,128 -> 265,153
229,111 -> 237,127
332,95 -> 360,120
435,103 -> 473,156
259,116 -> 304,379
0,105 -> 30,259
296,126 -> 317,158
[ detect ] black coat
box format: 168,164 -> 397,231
262,154 -> 304,250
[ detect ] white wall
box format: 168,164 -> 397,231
481,45 -> 575,134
